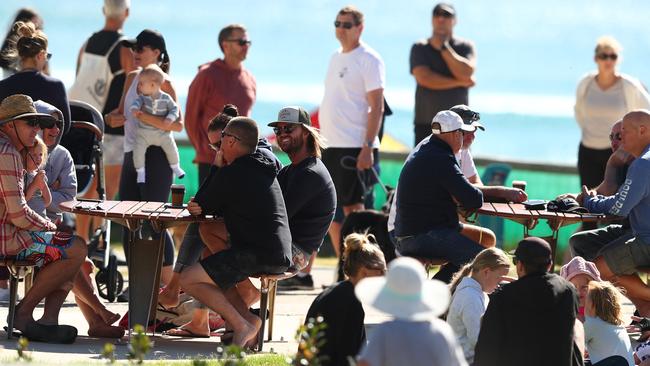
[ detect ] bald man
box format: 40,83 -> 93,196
580,110 -> 650,315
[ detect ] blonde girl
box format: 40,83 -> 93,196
22,135 -> 50,218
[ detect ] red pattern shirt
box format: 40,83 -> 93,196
0,131 -> 56,255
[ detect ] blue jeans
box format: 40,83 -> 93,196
395,227 -> 483,283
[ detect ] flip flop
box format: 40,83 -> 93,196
23,322 -> 77,344
219,330 -> 234,345
163,327 -> 210,338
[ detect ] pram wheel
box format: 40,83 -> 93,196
96,254 -> 123,302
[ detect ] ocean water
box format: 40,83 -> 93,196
3,0 -> 650,164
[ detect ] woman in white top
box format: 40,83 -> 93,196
446,248 -> 511,364
574,36 -> 650,191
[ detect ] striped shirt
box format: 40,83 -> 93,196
0,131 -> 57,255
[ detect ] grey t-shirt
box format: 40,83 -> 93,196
359,318 -> 467,366
410,37 -> 475,126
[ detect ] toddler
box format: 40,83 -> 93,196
22,135 -> 51,219
130,64 -> 184,183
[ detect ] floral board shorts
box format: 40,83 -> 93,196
15,231 -> 74,267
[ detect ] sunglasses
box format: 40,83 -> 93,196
334,20 -> 357,29
434,10 -> 454,18
609,132 -> 622,142
132,45 -> 153,53
46,52 -> 52,60
209,141 -> 221,151
221,130 -> 241,142
226,39 -> 252,47
597,53 -> 618,61
273,124 -> 297,135
24,117 -> 55,129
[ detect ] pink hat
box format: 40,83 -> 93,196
560,256 -> 601,282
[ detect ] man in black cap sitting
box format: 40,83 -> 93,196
474,237 -> 583,366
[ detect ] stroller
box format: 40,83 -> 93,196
60,100 -> 124,302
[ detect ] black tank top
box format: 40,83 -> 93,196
84,30 -> 126,135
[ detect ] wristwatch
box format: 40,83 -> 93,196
365,140 -> 374,148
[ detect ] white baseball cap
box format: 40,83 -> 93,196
431,110 -> 476,134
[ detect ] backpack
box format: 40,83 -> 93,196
68,36 -> 125,111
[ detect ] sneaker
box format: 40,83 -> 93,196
278,274 -> 314,291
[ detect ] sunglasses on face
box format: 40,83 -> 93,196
24,117 -> 54,129
434,10 -> 454,18
597,53 -> 618,61
273,125 -> 297,135
334,20 -> 356,29
132,45 -> 152,53
226,39 -> 252,47
609,132 -> 622,142
221,130 -> 241,142
46,52 -> 52,60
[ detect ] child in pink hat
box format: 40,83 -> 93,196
561,256 -> 602,322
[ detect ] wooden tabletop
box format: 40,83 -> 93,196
476,202 -> 612,230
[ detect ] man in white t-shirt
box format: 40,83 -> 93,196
320,5 -> 385,258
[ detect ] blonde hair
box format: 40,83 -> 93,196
21,135 -> 48,170
450,248 -> 510,295
587,281 -> 624,325
338,5 -> 364,25
140,64 -> 165,85
9,21 -> 48,62
595,35 -> 622,55
342,232 -> 386,278
303,124 -> 327,159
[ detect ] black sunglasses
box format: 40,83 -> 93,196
597,53 -> 618,61
273,125 -> 297,135
221,130 -> 241,141
46,52 -> 52,60
24,117 -> 55,129
334,20 -> 356,29
609,132 -> 622,142
226,39 -> 252,47
434,10 -> 454,18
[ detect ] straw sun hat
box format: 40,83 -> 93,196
355,257 -> 451,320
0,94 -> 56,126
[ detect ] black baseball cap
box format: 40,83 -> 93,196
450,104 -> 485,131
433,3 -> 456,16
122,29 -> 167,52
513,237 -> 552,265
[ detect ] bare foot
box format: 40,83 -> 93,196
232,318 -> 260,348
99,309 -> 120,325
158,287 -> 180,309
88,323 -> 125,339
12,307 -> 34,333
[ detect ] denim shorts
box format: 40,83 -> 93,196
395,227 -> 483,266
16,231 -> 74,267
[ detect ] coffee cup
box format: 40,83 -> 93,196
512,180 -> 527,191
170,184 -> 185,207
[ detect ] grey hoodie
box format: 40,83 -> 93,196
34,101 -> 77,223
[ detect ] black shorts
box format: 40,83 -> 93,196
322,147 -> 379,207
200,248 -> 288,290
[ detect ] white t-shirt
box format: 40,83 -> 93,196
578,79 -> 626,149
319,42 -> 385,148
388,148 -> 476,232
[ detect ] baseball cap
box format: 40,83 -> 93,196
433,3 -> 456,16
547,197 -> 588,214
122,29 -> 167,52
560,256 -> 601,282
450,104 -> 485,131
268,106 -> 311,127
431,110 -> 475,134
513,237 -> 552,265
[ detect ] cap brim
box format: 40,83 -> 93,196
121,38 -> 137,47
460,124 -> 476,132
267,120 -> 304,127
472,121 -> 485,131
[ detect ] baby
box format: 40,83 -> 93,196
22,135 -> 51,219
130,64 -> 185,183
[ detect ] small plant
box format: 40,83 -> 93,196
293,316 -> 327,366
191,358 -> 209,366
16,336 -> 32,361
216,344 -> 247,366
101,342 -> 116,364
127,324 -> 152,364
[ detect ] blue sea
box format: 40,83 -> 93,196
3,0 -> 650,165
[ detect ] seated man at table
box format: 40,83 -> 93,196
580,110 -> 650,315
179,116 -> 292,346
393,110 -> 485,283
0,94 -> 86,343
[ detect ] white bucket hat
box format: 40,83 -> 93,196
355,257 -> 450,320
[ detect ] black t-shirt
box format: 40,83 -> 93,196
277,157 -> 336,253
410,37 -> 475,126
193,151 -> 292,267
304,281 -> 365,366
474,272 -> 582,366
395,136 -> 482,236
83,30 -> 127,134
0,70 -> 71,135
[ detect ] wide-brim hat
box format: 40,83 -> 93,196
0,94 -> 57,128
355,257 -> 450,320
268,106 -> 311,127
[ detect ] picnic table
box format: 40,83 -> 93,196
60,199 -> 216,335
474,202 -> 615,267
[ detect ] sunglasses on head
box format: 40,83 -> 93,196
226,39 -> 252,47
334,20 -> 356,29
273,124 -> 297,135
597,53 -> 618,61
434,10 -> 454,18
609,132 -> 622,142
